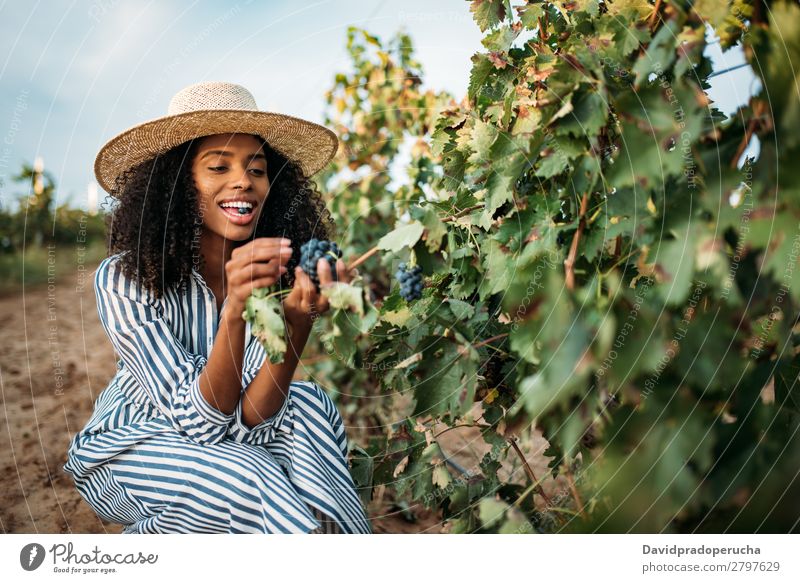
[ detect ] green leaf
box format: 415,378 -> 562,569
749,212 -> 800,303
588,392 -> 716,530
468,118 -> 499,164
478,497 -> 510,529
573,0 -> 601,17
477,237 -> 515,299
468,53 -> 495,101
413,340 -> 478,418
506,266 -> 594,417
447,298 -> 475,320
535,149 -> 571,178
348,445 -> 375,507
244,291 -> 287,364
484,171 -> 515,217
535,135 -> 585,179
377,221 -> 425,252
442,150 -> 467,191
481,25 -> 517,52
775,355 -> 800,413
557,90 -> 608,137
692,0 -> 730,28
646,227 -> 696,307
632,19 -> 680,87
321,281 -> 364,315
606,0 -> 652,20
470,0 -> 507,32
605,119 -> 683,191
323,309 -> 360,367
516,3 -> 544,28
581,213 -> 636,261
420,206 -> 448,252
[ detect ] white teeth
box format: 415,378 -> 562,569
219,201 -> 254,209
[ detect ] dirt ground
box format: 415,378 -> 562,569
0,263 -> 560,534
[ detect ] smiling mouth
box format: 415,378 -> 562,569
218,201 -> 255,214
217,201 -> 257,224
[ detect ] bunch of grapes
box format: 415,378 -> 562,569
396,262 -> 423,301
300,238 -> 342,290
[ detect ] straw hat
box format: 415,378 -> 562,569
94,81 -> 339,194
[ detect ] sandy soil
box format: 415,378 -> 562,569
0,263 -> 560,534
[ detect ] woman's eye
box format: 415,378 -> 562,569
208,166 -> 226,172
249,168 -> 266,176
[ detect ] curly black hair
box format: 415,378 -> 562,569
104,135 -> 335,298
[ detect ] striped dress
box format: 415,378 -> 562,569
63,253 -> 371,534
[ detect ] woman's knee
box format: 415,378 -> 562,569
290,380 -> 338,418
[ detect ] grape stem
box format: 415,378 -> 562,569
266,288 -> 291,300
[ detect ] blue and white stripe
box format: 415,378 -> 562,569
63,253 -> 371,534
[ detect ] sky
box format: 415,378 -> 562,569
0,0 -> 757,212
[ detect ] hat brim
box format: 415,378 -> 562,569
94,109 -> 339,194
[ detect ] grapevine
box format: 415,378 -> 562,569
302,3 -> 800,533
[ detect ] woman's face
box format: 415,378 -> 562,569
191,133 -> 269,241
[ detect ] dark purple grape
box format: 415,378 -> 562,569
395,263 -> 424,301
300,238 -> 342,291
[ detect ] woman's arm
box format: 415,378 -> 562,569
238,317 -> 312,429
237,257 -> 349,429
197,312 -> 249,417
196,237 -> 294,419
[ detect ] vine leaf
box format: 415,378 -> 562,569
243,289 -> 287,364
321,280 -> 364,316
469,0 -> 508,32
378,221 -> 425,252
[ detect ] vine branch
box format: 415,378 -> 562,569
507,435 -> 554,509
473,333 -> 509,350
648,0 -> 663,31
564,191 -> 589,291
347,244 -> 380,271
565,465 -> 587,520
432,423 -> 492,439
457,333 -> 509,356
442,204 -> 485,222
730,100 -> 766,169
538,4 -> 549,42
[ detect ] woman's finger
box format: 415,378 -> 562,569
231,238 -> 292,262
318,258 -> 333,287
335,258 -> 349,284
229,261 -> 284,286
296,267 -> 315,309
225,253 -> 292,285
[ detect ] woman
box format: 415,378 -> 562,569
63,81 -> 371,534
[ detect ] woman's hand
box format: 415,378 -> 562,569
224,237 -> 294,317
282,256 -> 351,331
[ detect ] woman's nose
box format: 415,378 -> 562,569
232,169 -> 252,190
